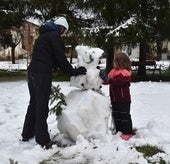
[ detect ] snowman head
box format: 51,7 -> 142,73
75,46 -> 104,69
70,46 -> 104,91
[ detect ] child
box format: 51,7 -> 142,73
99,52 -> 133,140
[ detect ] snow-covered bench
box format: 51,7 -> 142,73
131,60 -> 162,75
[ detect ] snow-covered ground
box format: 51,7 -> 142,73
1,49 -> 170,163
1,80 -> 170,164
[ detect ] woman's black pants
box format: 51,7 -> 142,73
22,71 -> 52,145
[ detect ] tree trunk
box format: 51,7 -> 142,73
156,39 -> 162,60
137,0 -> 148,76
69,47 -> 74,64
138,42 -> 147,76
11,46 -> 15,64
105,41 -> 114,73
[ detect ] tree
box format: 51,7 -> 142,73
74,0 -> 137,72
1,30 -> 21,63
126,0 -> 170,75
0,0 -> 30,63
27,0 -> 87,62
1,0 -> 170,71
96,0 -> 170,75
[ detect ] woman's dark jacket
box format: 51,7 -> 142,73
28,23 -> 74,75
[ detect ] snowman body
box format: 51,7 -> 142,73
57,46 -> 111,141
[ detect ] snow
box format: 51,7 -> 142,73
26,17 -> 42,26
70,45 -> 104,90
1,81 -> 170,163
0,59 -> 28,71
1,45 -> 170,163
75,45 -> 104,69
107,17 -> 136,36
59,45 -> 110,142
57,89 -> 110,142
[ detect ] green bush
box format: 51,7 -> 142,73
49,85 -> 67,116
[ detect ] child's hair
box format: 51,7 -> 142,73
113,52 -> 131,71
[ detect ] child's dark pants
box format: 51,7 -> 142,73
111,102 -> 133,134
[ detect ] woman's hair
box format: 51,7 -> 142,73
59,26 -> 67,34
113,52 -> 131,71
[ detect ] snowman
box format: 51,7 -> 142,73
57,45 -> 111,142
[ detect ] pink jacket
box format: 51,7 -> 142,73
107,69 -> 132,103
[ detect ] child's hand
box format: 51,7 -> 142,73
99,70 -> 110,83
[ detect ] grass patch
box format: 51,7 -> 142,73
0,70 -> 27,81
132,68 -> 170,82
136,145 -> 166,164
0,70 -> 27,77
0,69 -> 70,82
9,159 -> 18,164
136,145 -> 164,157
1,68 -> 170,82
